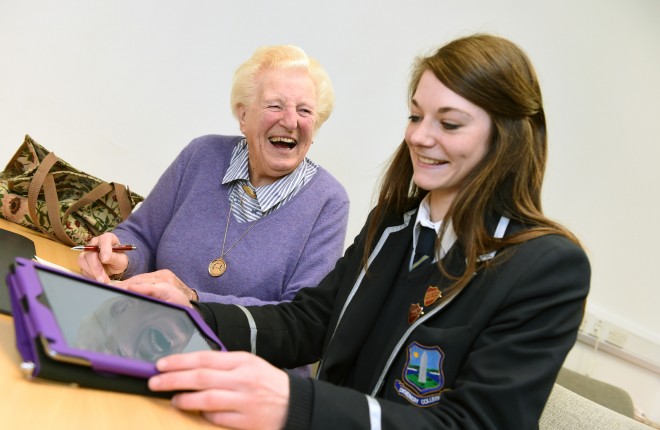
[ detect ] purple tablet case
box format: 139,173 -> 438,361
6,257 -> 226,398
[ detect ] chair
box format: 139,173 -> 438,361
540,383 -> 652,429
555,367 -> 635,417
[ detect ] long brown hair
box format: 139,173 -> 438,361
363,34 -> 580,290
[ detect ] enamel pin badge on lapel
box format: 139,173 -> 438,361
409,285 -> 442,324
424,286 -> 441,307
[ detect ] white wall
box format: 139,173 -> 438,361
1,0 -> 659,421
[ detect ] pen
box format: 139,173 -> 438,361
70,244 -> 137,252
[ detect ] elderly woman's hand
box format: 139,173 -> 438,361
78,232 -> 129,283
149,351 -> 290,430
118,269 -> 198,305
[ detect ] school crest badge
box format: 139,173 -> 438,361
394,341 -> 444,407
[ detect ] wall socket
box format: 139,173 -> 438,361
578,311 -> 660,374
580,313 -> 629,348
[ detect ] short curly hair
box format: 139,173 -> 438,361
230,45 -> 335,132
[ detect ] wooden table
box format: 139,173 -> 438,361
0,219 -> 217,429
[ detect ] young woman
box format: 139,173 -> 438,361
126,34 -> 590,429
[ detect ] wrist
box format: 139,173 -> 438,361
283,374 -> 313,430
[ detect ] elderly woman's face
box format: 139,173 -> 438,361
238,68 -> 317,186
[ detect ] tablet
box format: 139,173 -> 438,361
6,257 -> 225,396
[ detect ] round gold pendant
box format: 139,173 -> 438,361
208,258 -> 227,277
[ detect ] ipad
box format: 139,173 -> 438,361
7,257 -> 225,381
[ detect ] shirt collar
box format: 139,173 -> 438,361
222,139 -> 250,184
221,138 -> 312,213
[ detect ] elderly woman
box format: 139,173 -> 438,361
78,45 -> 349,306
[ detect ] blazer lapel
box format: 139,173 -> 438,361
320,213 -> 415,384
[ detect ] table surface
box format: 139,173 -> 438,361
0,218 -> 217,429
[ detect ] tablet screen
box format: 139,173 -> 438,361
35,267 -> 217,363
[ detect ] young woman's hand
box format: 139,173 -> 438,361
149,351 -> 290,430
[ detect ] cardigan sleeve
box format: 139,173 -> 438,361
113,142 -> 193,277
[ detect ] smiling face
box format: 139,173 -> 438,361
405,70 -> 492,221
237,67 -> 317,187
79,297 -> 195,362
111,301 -> 194,362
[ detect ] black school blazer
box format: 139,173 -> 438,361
198,209 -> 591,430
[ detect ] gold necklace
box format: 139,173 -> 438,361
208,191 -> 259,277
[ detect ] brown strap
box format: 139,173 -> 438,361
61,182 -> 114,223
62,182 -> 134,229
113,183 -> 133,221
27,152 -> 59,235
43,173 -> 76,246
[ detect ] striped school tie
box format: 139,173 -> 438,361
412,226 -> 436,270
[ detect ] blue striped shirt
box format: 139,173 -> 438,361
222,139 -> 318,223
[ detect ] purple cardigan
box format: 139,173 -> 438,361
114,135 -> 349,305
